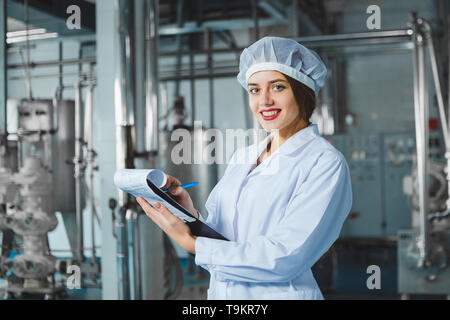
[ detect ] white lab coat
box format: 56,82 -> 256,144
195,124 -> 352,300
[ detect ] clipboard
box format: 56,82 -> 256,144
114,169 -> 228,241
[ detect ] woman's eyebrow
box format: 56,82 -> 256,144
248,79 -> 288,86
269,79 -> 288,84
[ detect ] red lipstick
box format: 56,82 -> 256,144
260,108 -> 281,121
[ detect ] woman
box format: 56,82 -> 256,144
137,37 -> 352,300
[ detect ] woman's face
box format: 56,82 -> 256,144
247,70 -> 300,132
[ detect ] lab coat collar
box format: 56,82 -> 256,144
243,124 -> 319,178
255,123 -> 320,158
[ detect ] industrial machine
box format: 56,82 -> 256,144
0,88 -> 100,299
317,13 -> 450,298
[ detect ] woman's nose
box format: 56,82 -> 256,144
259,89 -> 274,106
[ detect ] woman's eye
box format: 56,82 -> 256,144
273,84 -> 285,91
249,88 -> 259,94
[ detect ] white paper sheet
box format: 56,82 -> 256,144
113,169 -> 196,223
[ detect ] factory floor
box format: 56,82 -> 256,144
1,255 -> 448,300
0,257 -> 208,300
1,281 -> 447,300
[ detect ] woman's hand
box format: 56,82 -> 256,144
163,174 -> 199,219
136,197 -> 196,254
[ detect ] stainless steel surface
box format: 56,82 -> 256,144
251,0 -> 260,42
18,100 -> 53,134
398,229 -> 450,295
114,0 -> 136,205
205,28 -> 214,128
7,57 -> 96,69
421,20 -> 449,149
0,0 -> 6,134
126,208 -> 141,300
420,19 -> 450,215
74,84 -> 84,263
51,100 -> 76,214
174,0 -> 184,96
145,0 -> 160,153
292,29 -> 413,46
84,79 -> 97,259
5,156 -> 59,287
17,99 -> 54,169
114,0 -> 138,299
158,127 -> 218,217
115,206 -> 129,300
291,0 -> 299,37
412,16 -> 430,266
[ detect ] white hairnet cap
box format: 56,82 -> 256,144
237,36 -> 327,96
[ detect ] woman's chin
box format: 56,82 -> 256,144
260,123 -> 279,132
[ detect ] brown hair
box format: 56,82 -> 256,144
285,75 -> 316,125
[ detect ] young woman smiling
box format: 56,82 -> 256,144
137,37 -> 353,300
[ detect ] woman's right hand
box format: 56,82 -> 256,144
162,174 -> 199,219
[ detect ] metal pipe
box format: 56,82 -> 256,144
133,0 -> 146,157
160,82 -> 169,129
7,57 -> 96,69
84,72 -> 96,260
135,211 -> 142,299
293,29 -> 413,45
115,206 -> 129,300
174,0 -> 185,96
158,29 -> 415,57
125,208 -> 141,300
0,0 -> 6,134
292,0 -> 299,37
412,15 -> 430,267
190,35 -> 195,127
9,72 -> 96,81
159,28 -> 413,48
24,0 -> 33,100
114,0 -> 137,299
74,83 -> 85,263
205,28 -> 214,128
421,19 -> 450,149
160,71 -> 238,82
58,42 -> 63,98
251,0 -> 259,42
145,0 -> 160,153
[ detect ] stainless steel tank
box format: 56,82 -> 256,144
157,124 -> 218,217
51,99 -> 76,213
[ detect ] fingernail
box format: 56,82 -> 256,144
154,202 -> 161,209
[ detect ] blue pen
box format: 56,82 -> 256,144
163,181 -> 198,193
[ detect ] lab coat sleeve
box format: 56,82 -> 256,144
194,152 -> 353,282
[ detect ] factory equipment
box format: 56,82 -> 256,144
157,95 -> 218,292
0,98 -> 64,299
3,156 -> 63,299
1,0 -> 100,295
331,130 -> 444,239
0,141 -> 16,280
396,15 -> 450,298
0,81 -> 100,298
400,155 -> 450,297
158,95 -> 219,217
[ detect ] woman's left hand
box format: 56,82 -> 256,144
136,197 -> 196,254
